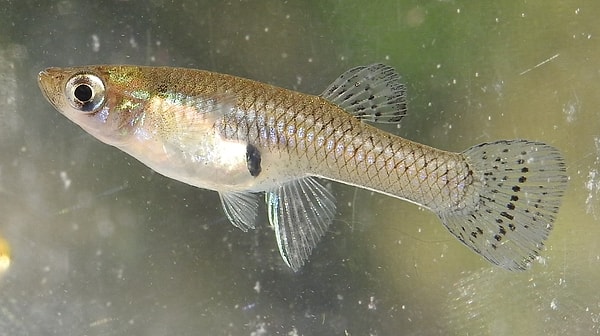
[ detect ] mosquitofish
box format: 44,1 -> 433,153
38,64 -> 568,271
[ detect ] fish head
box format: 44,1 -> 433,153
39,66 -> 251,189
38,66 -> 145,147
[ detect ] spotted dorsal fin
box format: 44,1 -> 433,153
320,63 -> 407,123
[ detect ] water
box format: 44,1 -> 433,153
1,1 -> 599,335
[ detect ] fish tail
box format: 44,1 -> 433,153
438,140 -> 568,270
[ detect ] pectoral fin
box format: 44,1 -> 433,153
219,191 -> 259,231
265,177 -> 336,271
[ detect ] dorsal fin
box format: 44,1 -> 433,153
320,63 -> 407,123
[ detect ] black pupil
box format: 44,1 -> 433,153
74,84 -> 93,102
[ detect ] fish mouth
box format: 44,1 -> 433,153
38,68 -> 66,109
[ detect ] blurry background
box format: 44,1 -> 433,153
0,1 -> 598,335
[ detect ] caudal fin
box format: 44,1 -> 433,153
438,140 -> 568,270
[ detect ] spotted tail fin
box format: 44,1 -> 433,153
438,140 -> 568,270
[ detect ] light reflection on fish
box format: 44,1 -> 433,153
38,64 -> 567,271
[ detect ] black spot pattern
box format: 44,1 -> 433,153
438,140 -> 567,271
320,64 -> 407,123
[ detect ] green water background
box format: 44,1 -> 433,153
0,1 -> 598,335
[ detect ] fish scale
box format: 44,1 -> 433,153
221,88 -> 473,211
38,63 -> 567,271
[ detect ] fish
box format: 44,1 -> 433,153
38,63 -> 568,271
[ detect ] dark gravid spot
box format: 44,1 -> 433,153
246,144 -> 262,177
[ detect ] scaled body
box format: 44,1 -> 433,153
38,64 -> 567,271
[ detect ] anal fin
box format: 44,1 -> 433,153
265,176 -> 336,271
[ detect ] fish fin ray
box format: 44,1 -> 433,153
266,177 -> 336,271
320,63 -> 407,123
219,191 -> 259,231
438,140 -> 567,270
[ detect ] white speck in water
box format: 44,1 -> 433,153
91,34 -> 100,52
250,322 -> 267,336
245,35 -> 250,41
585,137 -> 600,218
456,8 -> 461,14
129,36 -> 138,49
368,296 -> 377,310
536,255 -> 547,266
264,27 -> 269,32
563,100 -> 578,123
586,169 -> 600,217
436,63 -> 441,69
59,171 -> 71,190
550,298 -> 558,310
308,58 -> 313,63
254,281 -> 261,293
575,8 -> 580,15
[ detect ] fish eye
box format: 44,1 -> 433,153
65,73 -> 105,113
